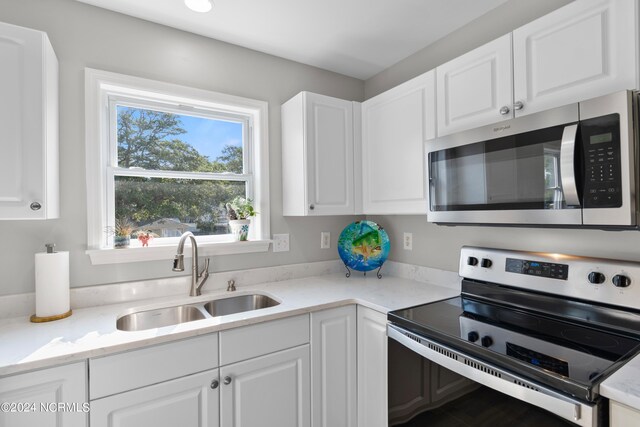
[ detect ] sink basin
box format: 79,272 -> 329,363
204,294 -> 279,317
117,305 -> 206,331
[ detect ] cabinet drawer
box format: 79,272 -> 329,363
219,314 -> 309,365
89,333 -> 218,399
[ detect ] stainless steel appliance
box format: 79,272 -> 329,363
388,247 -> 640,426
427,91 -> 639,227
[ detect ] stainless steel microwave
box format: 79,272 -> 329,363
427,90 -> 639,227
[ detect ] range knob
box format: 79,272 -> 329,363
467,331 -> 479,343
588,272 -> 605,284
467,257 -> 479,266
481,336 -> 493,348
612,275 -> 631,288
481,258 -> 492,268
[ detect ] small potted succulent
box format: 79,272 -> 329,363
226,197 -> 257,241
108,218 -> 135,249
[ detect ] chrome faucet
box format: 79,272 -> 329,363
172,232 -> 210,296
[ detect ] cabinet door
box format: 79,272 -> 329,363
513,0 -> 638,117
90,369 -> 219,427
282,92 -> 355,216
0,362 -> 87,427
0,22 -> 58,219
220,345 -> 310,427
310,306 -> 357,427
362,70 -> 435,214
437,34 -> 513,137
356,306 -> 387,427
611,400 -> 640,426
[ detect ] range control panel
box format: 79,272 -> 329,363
459,246 -> 640,311
505,258 -> 568,280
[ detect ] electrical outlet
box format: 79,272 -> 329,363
403,232 -> 413,250
272,234 -> 290,252
321,232 -> 330,249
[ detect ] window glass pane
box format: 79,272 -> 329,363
115,176 -> 245,237
117,106 -> 244,173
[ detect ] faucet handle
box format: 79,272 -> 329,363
227,279 -> 236,292
201,258 -> 210,275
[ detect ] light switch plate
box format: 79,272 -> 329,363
321,232 -> 330,249
272,234 -> 290,252
403,232 -> 413,250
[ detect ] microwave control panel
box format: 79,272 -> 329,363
581,113 -> 622,208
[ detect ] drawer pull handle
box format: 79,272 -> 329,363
224,376 -> 232,385
210,379 -> 219,389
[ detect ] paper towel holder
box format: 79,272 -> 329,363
30,243 -> 73,323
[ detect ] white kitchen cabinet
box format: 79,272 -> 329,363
513,0 -> 638,117
611,400 -> 640,426
282,92 -> 357,216
436,0 -> 639,137
0,362 -> 87,427
436,34 -> 513,137
0,22 -> 58,219
357,306 -> 387,427
90,369 -> 220,427
361,70 -> 435,214
310,306 -> 357,427
220,345 -> 310,427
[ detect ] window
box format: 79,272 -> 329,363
85,69 -> 270,263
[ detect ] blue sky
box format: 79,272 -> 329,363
179,114 -> 243,160
118,106 -> 243,161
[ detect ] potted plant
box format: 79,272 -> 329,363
226,197 -> 257,241
107,218 -> 135,249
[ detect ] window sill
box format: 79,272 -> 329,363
86,240 -> 272,265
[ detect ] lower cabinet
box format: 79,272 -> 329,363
310,306 -> 357,427
220,345 -> 310,427
0,362 -> 87,427
90,369 -> 220,427
357,306 -> 388,427
611,400 -> 640,426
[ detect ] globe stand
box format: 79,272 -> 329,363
344,262 -> 383,279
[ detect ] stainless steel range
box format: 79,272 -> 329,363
388,247 -> 640,427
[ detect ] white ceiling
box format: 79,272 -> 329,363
75,0 -> 509,80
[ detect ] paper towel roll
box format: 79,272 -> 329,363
35,251 -> 70,318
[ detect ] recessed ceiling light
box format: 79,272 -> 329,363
184,0 -> 212,13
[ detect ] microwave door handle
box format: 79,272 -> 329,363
560,124 -> 581,207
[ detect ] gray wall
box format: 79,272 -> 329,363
0,0 -> 364,296
365,0 -> 640,272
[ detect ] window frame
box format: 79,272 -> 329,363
84,68 -> 270,264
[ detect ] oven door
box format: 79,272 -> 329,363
388,324 -> 601,427
427,101 -> 582,225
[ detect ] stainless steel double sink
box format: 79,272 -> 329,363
116,294 -> 280,332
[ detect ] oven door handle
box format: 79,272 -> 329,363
560,124 -> 581,207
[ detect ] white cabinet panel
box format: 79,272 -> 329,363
0,362 -> 87,427
282,92 -> 355,216
437,34 -> 513,137
310,306 -> 357,427
0,22 -> 58,219
611,400 -> 640,426
220,345 -> 310,427
90,369 -> 219,427
90,333 -> 218,399
513,0 -> 638,117
356,306 -> 387,427
362,70 -> 435,214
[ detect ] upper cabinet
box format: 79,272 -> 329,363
436,0 -> 639,137
436,35 -> 513,137
513,0 -> 638,117
0,22 -> 59,219
361,70 -> 436,214
282,92 -> 359,216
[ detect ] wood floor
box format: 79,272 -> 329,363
396,385 -> 575,427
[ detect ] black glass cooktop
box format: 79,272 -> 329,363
388,280 -> 640,402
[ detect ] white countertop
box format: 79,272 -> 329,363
0,272 -> 459,377
601,354 -> 640,410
